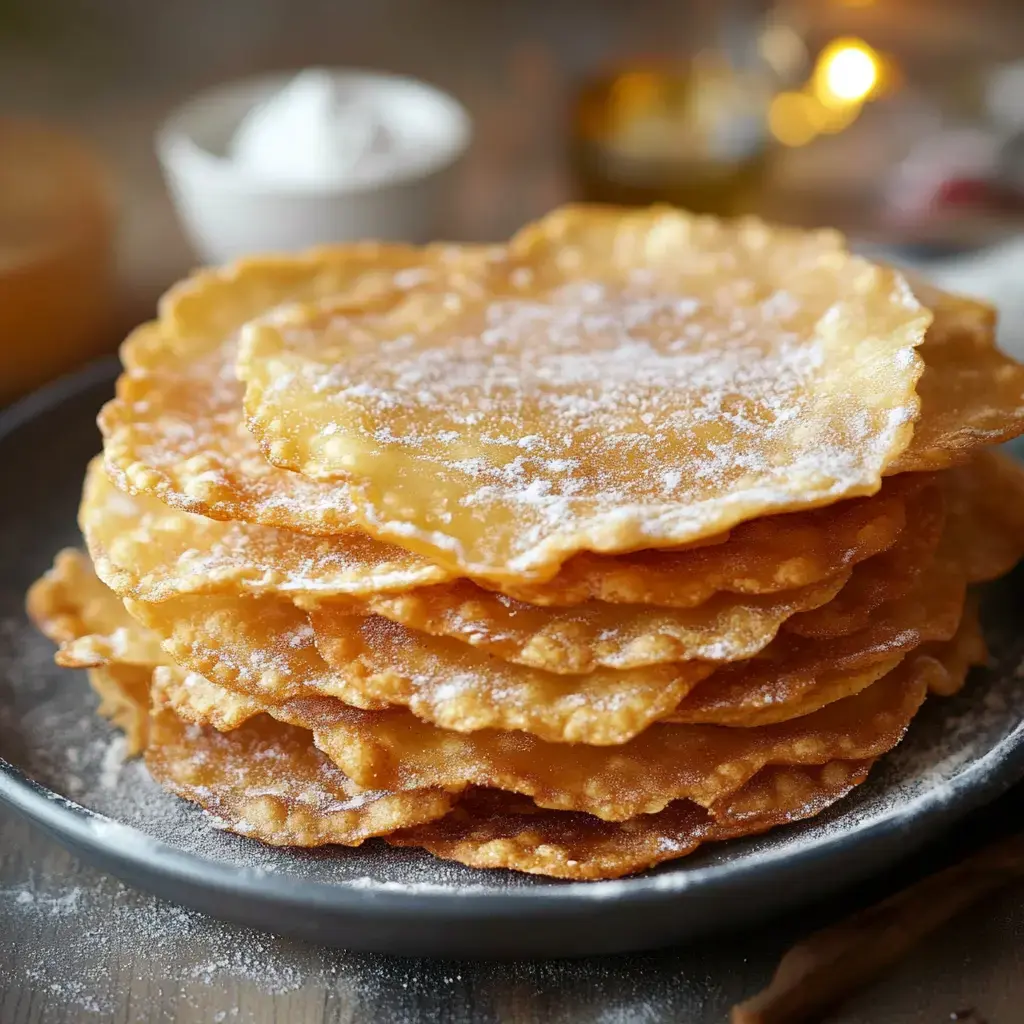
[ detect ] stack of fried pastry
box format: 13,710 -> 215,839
27,206 -> 1024,880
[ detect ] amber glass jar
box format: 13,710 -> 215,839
573,0 -> 778,218
570,53 -> 774,215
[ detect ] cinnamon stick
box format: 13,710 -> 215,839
732,832 -> 1024,1024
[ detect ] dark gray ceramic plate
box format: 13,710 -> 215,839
2,361 -> 1024,958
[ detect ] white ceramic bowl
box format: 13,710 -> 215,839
156,70 -> 471,263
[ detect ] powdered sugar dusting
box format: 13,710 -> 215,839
240,216 -> 928,576
103,339 -> 374,537
299,282 -> 903,516
97,732 -> 126,790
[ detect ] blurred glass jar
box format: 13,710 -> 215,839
0,119 -> 117,404
569,10 -> 778,216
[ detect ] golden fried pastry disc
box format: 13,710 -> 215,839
784,483 -> 945,639
83,654 -> 879,878
149,660 -> 875,878
670,656 -> 905,729
314,533 -> 964,735
892,283 -> 1024,472
943,451 -> 1024,583
127,592 -> 716,745
124,593 -> 349,704
96,236 -> 931,606
261,661 -> 927,821
787,452 -> 1024,645
26,548 -> 164,668
28,562 -> 151,754
90,426 -> 916,612
38,550 -> 738,749
102,338 -> 363,533
668,548 -> 966,726
152,659 -> 876,878
127,522 -> 962,745
147,674 -> 456,847
710,760 -> 873,832
93,361 -> 911,614
126,578 -> 894,742
239,206 -> 929,582
308,611 -> 719,744
40,559 -> 929,823
323,478 -> 937,672
99,235 -> 1020,597
131,578 -> 926,749
96,638 -> 966,880
387,761 -> 873,880
917,593 -> 988,697
86,665 -> 151,756
46,589 -> 977,882
97,344 -> 914,610
306,570 -> 848,676
100,244 -> 494,536
152,654 -> 924,821
81,457 -> 450,601
42,524 -> 972,747
674,556 -> 987,728
496,476 -> 915,607
152,664 -> 262,731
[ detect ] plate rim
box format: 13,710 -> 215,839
2,358 -> 1024,922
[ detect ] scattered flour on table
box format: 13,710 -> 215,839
0,869 -> 309,1015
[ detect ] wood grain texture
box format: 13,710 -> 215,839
1,792 -> 1023,1024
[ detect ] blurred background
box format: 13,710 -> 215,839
2,0 -> 1024,399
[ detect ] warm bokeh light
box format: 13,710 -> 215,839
814,38 -> 882,106
769,37 -> 890,148
767,91 -> 819,147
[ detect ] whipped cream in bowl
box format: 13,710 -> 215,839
157,69 -> 471,261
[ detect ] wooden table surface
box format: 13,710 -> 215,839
2,789 -> 1024,1023
2,3 -> 1024,1020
